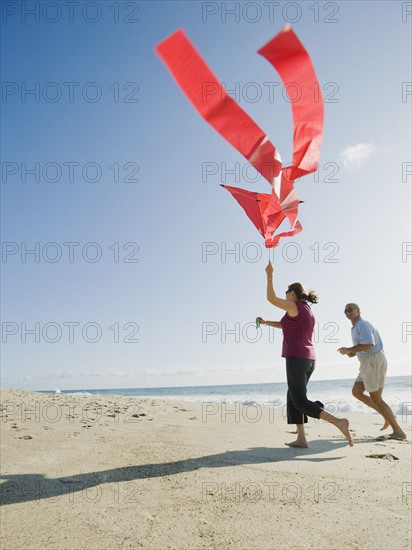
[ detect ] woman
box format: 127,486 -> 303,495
257,261 -> 353,447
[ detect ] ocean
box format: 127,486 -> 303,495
45,376 -> 412,417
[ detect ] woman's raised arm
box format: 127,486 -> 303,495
265,262 -> 298,317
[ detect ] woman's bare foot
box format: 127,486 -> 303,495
336,418 -> 354,447
285,439 -> 309,448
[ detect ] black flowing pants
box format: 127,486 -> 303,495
285,356 -> 324,424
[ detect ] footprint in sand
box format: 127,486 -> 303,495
366,453 -> 399,461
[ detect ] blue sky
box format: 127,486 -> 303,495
1,0 -> 411,390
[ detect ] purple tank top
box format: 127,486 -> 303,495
280,301 -> 316,360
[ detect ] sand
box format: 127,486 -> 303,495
1,388 -> 411,550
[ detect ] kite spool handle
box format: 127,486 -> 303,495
256,320 -> 260,329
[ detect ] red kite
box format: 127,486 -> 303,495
155,26 -> 323,247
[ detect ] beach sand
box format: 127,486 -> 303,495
1,388 -> 411,550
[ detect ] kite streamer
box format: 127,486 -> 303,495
155,26 -> 323,247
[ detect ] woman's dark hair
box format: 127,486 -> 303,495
287,282 -> 318,304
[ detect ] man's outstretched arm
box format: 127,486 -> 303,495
338,343 -> 374,356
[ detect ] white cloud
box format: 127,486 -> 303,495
144,367 -> 202,378
143,362 -> 282,378
339,143 -> 377,172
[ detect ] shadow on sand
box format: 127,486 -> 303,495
0,439 -> 360,506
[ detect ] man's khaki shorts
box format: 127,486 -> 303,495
355,351 -> 387,393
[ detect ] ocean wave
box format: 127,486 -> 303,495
64,391 -> 94,396
137,392 -> 411,416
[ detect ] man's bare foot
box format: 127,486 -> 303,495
387,431 -> 407,440
336,418 -> 353,447
380,418 -> 390,431
285,439 -> 309,448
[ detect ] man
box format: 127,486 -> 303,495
338,303 -> 406,440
